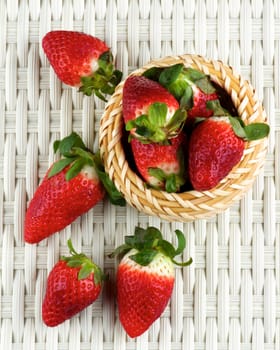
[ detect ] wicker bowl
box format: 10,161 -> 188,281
99,54 -> 268,222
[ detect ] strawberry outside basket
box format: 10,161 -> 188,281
99,54 -> 269,222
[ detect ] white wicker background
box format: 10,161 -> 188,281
0,0 -> 279,349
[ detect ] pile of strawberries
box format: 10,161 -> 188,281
24,30 -> 269,337
122,65 -> 269,192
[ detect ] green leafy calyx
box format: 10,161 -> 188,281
92,152 -> 126,206
228,116 -> 270,141
148,168 -> 185,193
206,99 -> 230,116
48,132 -> 91,180
62,239 -> 105,285
125,102 -> 187,143
147,147 -> 186,193
195,102 -> 269,141
79,51 -> 122,101
111,226 -> 193,267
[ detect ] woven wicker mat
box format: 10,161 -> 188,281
0,1 -> 279,349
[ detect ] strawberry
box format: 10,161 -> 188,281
143,64 -> 218,120
42,239 -> 105,327
123,75 -> 187,143
130,132 -> 187,192
188,116 -> 270,191
187,85 -> 218,119
112,226 -> 192,338
24,132 -> 125,244
42,30 -> 122,100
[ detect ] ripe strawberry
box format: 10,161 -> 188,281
143,64 -> 218,120
130,132 -> 187,192
42,239 -> 105,327
187,85 -> 218,119
112,226 -> 192,338
188,116 -> 270,190
24,132 -> 124,244
123,75 -> 187,143
42,30 -> 122,100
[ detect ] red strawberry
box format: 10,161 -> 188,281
42,240 -> 105,327
123,76 -> 187,143
42,30 -> 122,100
143,64 -> 218,120
188,116 -> 270,190
24,132 -> 124,244
130,132 -> 187,192
113,226 -> 192,338
187,85 -> 218,119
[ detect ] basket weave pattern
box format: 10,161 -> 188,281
99,54 -> 268,222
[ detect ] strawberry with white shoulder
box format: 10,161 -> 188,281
130,132 -> 187,192
24,132 -> 125,244
112,226 -> 192,338
123,75 -> 187,143
42,30 -> 122,100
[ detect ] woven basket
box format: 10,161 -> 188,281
99,54 -> 268,222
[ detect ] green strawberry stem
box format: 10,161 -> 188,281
125,102 -> 187,144
62,239 -> 106,285
48,132 -> 126,206
111,226 -> 193,267
148,167 -> 185,193
206,99 -> 231,116
79,51 -> 122,101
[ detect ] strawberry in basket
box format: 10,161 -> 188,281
42,30 -> 122,101
123,75 -> 187,143
111,226 -> 192,338
24,132 -> 125,244
143,63 -> 218,121
126,65 -> 270,192
42,240 -> 105,327
188,115 -> 270,191
130,132 -> 187,192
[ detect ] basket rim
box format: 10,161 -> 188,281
99,54 -> 269,222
